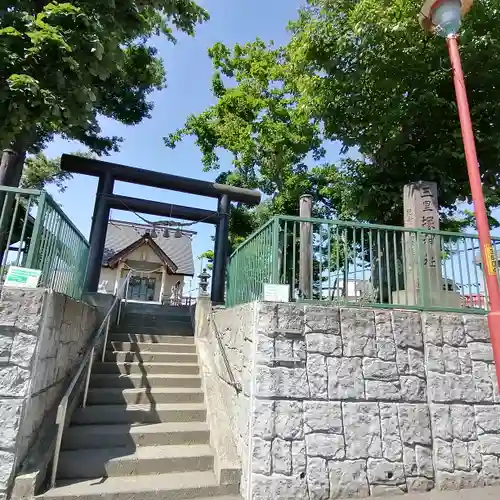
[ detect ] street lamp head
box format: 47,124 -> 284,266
431,0 -> 462,36
419,0 -> 472,37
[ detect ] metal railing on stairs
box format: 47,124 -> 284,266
49,271 -> 132,488
209,310 -> 242,393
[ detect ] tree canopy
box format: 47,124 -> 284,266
20,150 -> 98,192
20,153 -> 72,192
199,250 -> 214,271
288,0 -> 500,227
0,0 -> 208,186
166,0 -> 500,242
165,39 -> 340,245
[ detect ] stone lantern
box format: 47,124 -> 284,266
198,269 -> 210,295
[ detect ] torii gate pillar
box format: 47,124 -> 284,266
61,155 -> 261,304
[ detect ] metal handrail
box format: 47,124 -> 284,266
0,185 -> 43,195
230,215 -> 500,261
274,214 -> 500,241
116,274 -> 130,329
209,310 -> 242,393
188,289 -> 199,331
184,288 -> 199,307
229,218 -> 275,258
49,271 -> 132,489
189,299 -> 196,331
45,192 -> 90,247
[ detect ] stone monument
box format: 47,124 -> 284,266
392,181 -> 461,307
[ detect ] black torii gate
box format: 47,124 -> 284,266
60,154 -> 261,304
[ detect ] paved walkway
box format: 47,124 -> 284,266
402,486 -> 500,500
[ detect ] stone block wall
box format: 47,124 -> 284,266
0,289 -> 96,499
424,313 -> 500,489
201,303 -> 256,492
212,302 -> 500,500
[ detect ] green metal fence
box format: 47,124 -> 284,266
0,186 -> 89,299
226,219 -> 276,307
226,216 -> 499,313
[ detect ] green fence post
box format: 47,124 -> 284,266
26,191 -> 47,269
417,232 -> 429,308
271,217 -> 280,284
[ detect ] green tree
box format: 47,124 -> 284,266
287,0 -> 500,226
0,0 -> 208,186
167,0 -> 500,237
20,151 -> 97,192
165,40 -> 338,246
20,153 -> 70,192
199,250 -> 214,270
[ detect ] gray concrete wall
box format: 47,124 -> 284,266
82,292 -> 114,326
0,288 -> 96,499
212,303 -> 500,500
197,302 -> 255,494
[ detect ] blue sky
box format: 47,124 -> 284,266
43,0 -> 344,291
41,0 -> 495,295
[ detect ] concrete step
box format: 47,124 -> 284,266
116,321 -> 193,333
110,334 -> 194,344
109,341 -> 196,353
120,318 -> 192,328
41,471 -> 240,500
122,302 -> 190,318
86,387 -> 204,405
105,350 -> 198,364
121,314 -> 191,322
115,329 -> 194,339
116,327 -> 194,337
92,362 -> 200,375
89,373 -> 202,389
122,314 -> 191,322
57,444 -> 214,479
71,403 -> 207,425
62,421 -> 211,450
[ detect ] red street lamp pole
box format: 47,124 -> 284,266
446,35 -> 500,385
419,0 -> 500,387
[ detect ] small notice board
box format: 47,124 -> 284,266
263,284 -> 290,303
4,267 -> 42,289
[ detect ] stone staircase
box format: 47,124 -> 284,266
40,305 -> 241,500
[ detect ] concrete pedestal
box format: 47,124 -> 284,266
392,289 -> 462,308
195,295 -> 211,339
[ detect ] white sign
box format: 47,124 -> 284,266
263,284 -> 290,303
4,266 -> 42,289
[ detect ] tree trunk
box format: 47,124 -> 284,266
0,150 -> 19,186
1,130 -> 30,187
0,133 -> 31,268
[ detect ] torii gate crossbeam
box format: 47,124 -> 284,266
60,154 -> 261,304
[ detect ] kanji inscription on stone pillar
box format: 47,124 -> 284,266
404,182 -> 439,231
402,182 -> 441,302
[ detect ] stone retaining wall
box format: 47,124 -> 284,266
199,303 -> 256,494
212,302 -> 500,500
0,289 -> 96,499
